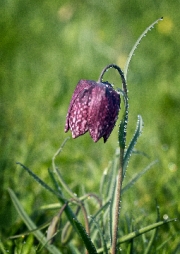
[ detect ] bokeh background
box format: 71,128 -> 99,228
0,0 -> 179,252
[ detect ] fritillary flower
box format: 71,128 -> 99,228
65,79 -> 120,142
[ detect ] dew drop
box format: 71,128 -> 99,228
163,214 -> 169,220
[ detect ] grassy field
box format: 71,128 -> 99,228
0,1 -> 179,253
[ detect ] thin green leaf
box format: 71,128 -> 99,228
144,227 -> 157,254
89,201 -> 110,227
130,149 -> 150,159
8,188 -> 62,254
54,167 -> 79,200
48,168 -> 63,195
144,201 -> 161,254
52,147 -> 79,201
98,149 -> 120,235
90,216 -> 108,254
40,203 -> 61,210
123,115 -> 144,178
89,201 -> 110,244
61,206 -> 80,245
9,221 -> 50,239
99,161 -> 112,199
122,160 -> 158,194
52,138 -> 70,166
106,150 -> 119,202
97,219 -> 176,253
119,110 -> 128,149
73,218 -> 97,254
16,162 -> 61,199
0,241 -> 7,254
16,162 -> 78,233
129,238 -> 134,254
156,236 -> 175,251
48,138 -> 70,196
68,242 -> 82,254
124,17 -> 163,79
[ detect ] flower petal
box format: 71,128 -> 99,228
65,80 -> 97,138
88,82 -> 120,142
65,80 -> 92,133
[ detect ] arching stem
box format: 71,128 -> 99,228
124,17 -> 163,80
98,64 -> 128,254
98,63 -> 127,95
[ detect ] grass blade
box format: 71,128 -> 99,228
90,216 -> 108,254
16,162 -> 61,199
124,17 -> 163,79
52,144 -> 79,201
73,218 -> 97,254
122,160 -> 158,194
118,219 -> 175,243
8,188 -> 62,254
103,150 -> 119,205
16,163 -> 77,228
96,218 -> 176,253
123,115 -> 143,178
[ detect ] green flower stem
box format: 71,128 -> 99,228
98,64 -> 128,253
98,64 -> 127,94
111,147 -> 124,254
110,18 -> 163,253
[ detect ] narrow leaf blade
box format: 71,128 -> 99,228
123,115 -> 143,178
8,188 -> 62,254
73,218 -> 97,254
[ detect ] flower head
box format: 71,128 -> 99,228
65,79 -> 120,142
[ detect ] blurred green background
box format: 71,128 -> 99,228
0,0 -> 179,252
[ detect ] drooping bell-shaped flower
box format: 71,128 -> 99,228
65,79 -> 120,142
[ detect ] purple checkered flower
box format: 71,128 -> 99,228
65,79 -> 120,142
